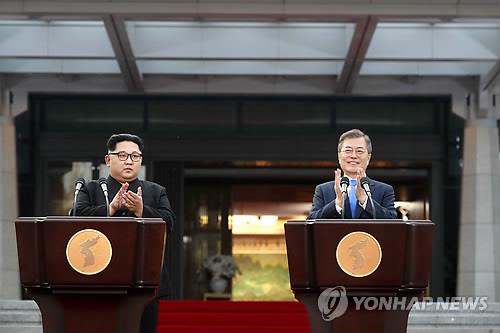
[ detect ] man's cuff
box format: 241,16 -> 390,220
359,200 -> 367,210
335,203 -> 342,215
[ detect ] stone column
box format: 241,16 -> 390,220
457,90 -> 500,301
0,85 -> 20,299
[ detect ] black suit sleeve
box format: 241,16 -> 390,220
74,183 -> 108,217
142,186 -> 175,233
308,185 -> 341,219
363,185 -> 397,219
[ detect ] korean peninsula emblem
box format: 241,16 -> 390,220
66,229 -> 112,275
336,231 -> 382,278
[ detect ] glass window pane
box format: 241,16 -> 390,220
42,98 -> 144,132
241,100 -> 331,133
149,100 -> 238,133
336,100 -> 436,134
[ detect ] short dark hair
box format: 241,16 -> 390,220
107,134 -> 144,152
337,129 -> 372,154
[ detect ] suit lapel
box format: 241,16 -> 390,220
368,178 -> 377,197
127,178 -> 141,193
106,176 -> 121,203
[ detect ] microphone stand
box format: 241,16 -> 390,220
72,179 -> 85,217
98,178 -> 110,217
104,193 -> 110,217
341,191 -> 347,219
365,191 -> 376,219
72,191 -> 79,217
360,177 -> 376,219
339,177 -> 350,219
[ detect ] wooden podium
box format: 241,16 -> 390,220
285,219 -> 434,333
15,216 -> 167,333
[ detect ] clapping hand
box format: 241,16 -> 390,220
109,182 -> 128,215
355,168 -> 367,206
124,186 -> 143,218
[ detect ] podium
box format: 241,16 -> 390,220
285,219 -> 434,333
15,216 -> 167,333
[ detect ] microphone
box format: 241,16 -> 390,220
360,177 -> 376,219
72,178 -> 86,216
98,177 -> 110,217
74,178 -> 85,196
360,177 -> 371,195
340,177 -> 349,193
340,177 -> 349,219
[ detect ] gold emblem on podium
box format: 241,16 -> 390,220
66,229 -> 112,275
336,231 -> 382,278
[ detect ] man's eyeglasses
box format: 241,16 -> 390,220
109,151 -> 142,162
340,148 -> 368,156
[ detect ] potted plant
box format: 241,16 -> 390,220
200,255 -> 241,293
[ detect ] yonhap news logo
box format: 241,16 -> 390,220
318,286 -> 489,321
317,286 -> 348,321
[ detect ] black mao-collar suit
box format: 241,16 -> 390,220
75,175 -> 175,333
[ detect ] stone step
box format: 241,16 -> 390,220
0,300 -> 39,311
0,300 -> 498,333
411,302 -> 499,333
411,301 -> 500,313
0,300 -> 42,333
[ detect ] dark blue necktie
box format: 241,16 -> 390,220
349,179 -> 357,218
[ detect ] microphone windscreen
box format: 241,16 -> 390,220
340,177 -> 349,187
360,177 -> 369,187
98,177 -> 107,186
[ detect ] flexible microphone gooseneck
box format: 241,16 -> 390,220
98,177 -> 110,217
72,178 -> 85,216
340,176 -> 349,219
360,177 -> 376,219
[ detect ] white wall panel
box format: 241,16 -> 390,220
369,23 -> 500,60
138,59 -> 342,75
368,25 -> 433,59
276,60 -> 342,75
129,23 -> 202,58
433,27 -> 499,59
0,59 -> 119,73
418,61 -> 495,75
48,23 -> 114,57
278,24 -> 352,58
0,23 -> 48,56
129,22 -> 353,60
0,21 -> 113,57
202,24 -> 279,58
362,61 -> 495,75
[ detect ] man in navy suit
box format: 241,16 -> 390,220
309,129 -> 397,219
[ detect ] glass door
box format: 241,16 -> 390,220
183,182 -> 231,299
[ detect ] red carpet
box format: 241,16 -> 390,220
158,301 -> 310,333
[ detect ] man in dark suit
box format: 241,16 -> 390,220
309,129 -> 396,219
75,133 -> 175,333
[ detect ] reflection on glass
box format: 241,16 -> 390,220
231,216 -> 303,301
229,184 -> 311,301
183,184 -> 230,299
48,161 -> 92,216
